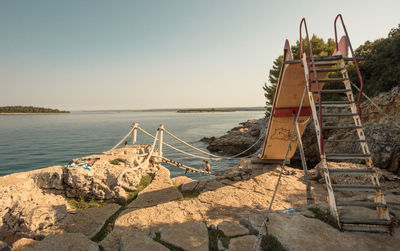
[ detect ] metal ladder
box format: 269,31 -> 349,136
299,15 -> 392,233
303,54 -> 392,233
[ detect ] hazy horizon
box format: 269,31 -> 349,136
1,1 -> 399,110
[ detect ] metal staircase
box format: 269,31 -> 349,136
300,15 -> 392,233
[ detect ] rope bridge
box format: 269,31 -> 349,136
109,123 -> 265,175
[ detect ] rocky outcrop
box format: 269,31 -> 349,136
63,145 -> 157,200
200,118 -> 267,155
0,145 -> 161,248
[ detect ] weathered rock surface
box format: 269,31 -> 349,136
217,221 -> 249,237
0,145 -> 157,248
11,238 -> 37,251
267,211 -> 400,251
120,231 -> 168,251
28,233 -> 99,251
0,170 -> 69,244
201,118 -> 267,155
58,203 -> 120,238
160,222 -> 209,251
64,145 -> 155,200
126,166 -> 182,210
228,235 -> 257,251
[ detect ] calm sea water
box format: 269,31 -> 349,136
0,110 -> 264,179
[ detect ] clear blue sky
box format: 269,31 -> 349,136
1,0 -> 399,110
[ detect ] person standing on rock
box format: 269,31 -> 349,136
202,160 -> 211,172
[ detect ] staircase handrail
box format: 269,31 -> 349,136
300,18 -> 324,154
334,14 -> 364,116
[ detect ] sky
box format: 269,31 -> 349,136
0,0 -> 399,110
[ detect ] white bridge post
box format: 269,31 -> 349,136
158,124 -> 164,158
132,122 -> 138,145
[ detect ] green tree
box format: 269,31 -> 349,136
263,35 -> 336,115
348,24 -> 400,97
263,56 -> 283,115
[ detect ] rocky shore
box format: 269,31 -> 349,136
1,144 -> 400,250
0,87 -> 399,250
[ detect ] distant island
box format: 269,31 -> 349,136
177,107 -> 264,113
0,106 -> 70,114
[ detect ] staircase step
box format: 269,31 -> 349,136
312,89 -> 352,94
326,153 -> 371,160
317,101 -> 355,105
322,125 -> 363,129
328,168 -> 376,175
311,67 -> 345,72
340,218 -> 391,226
316,100 -> 355,107
332,184 -> 380,192
336,200 -> 386,208
311,55 -> 343,61
341,225 -> 390,233
310,61 -> 338,66
311,78 -> 348,83
323,113 -> 358,117
324,139 -> 366,143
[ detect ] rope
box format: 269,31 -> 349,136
116,130 -> 159,190
252,81 -> 308,251
163,128 -> 221,158
110,127 -> 134,151
161,157 -> 211,175
350,82 -> 400,129
137,127 -> 211,160
157,126 -> 265,161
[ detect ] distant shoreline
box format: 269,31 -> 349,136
0,113 -> 70,115
177,107 -> 264,113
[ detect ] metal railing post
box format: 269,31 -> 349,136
158,124 -> 164,157
132,122 -> 138,145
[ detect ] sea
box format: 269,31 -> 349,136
0,110 -> 264,180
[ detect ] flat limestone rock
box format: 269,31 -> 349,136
160,221 -> 208,251
120,231 -> 168,251
127,166 -> 182,209
100,199 -> 207,251
228,235 -> 257,251
11,238 -> 37,251
217,221 -> 249,237
59,203 -> 121,238
171,176 -> 194,187
267,212 -> 400,250
28,233 -> 99,251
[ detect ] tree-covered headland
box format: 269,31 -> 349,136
0,106 -> 70,114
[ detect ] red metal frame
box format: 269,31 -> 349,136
300,18 -> 324,154
334,14 -> 364,116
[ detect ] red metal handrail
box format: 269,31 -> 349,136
300,18 -> 324,154
334,14 -> 364,116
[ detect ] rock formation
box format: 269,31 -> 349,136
200,118 -> 267,155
